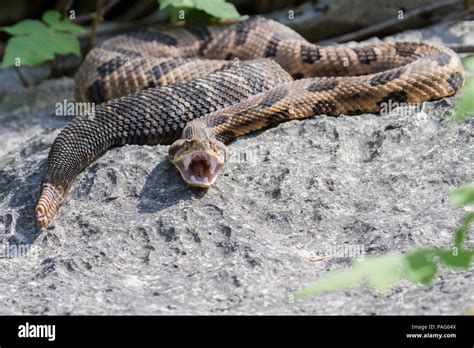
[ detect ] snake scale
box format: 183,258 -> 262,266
35,16 -> 464,227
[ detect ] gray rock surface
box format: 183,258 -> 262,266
0,20 -> 473,315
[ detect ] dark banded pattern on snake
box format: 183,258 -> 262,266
36,17 -> 464,227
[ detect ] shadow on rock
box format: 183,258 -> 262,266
3,160 -> 47,247
137,156 -> 208,213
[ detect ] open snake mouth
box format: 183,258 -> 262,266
176,151 -> 219,187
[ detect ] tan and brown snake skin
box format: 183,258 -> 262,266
35,16 -> 464,227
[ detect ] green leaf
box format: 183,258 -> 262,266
1,30 -> 81,67
1,34 -> 53,67
293,266 -> 365,300
0,19 -> 48,35
454,212 -> 474,247
159,0 -> 194,10
42,9 -> 86,34
158,0 -> 240,22
47,31 -> 81,56
193,0 -> 240,19
293,254 -> 405,300
462,55 -> 474,71
166,6 -> 181,23
436,249 -> 472,268
166,7 -> 208,24
449,184 -> 474,207
453,56 -> 474,122
0,10 -> 85,67
291,186 -> 474,301
450,186 -> 474,247
356,254 -> 405,290
404,250 -> 438,284
292,243 -> 474,301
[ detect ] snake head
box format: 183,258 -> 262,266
169,129 -> 229,188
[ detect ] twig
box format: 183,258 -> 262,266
447,44 -> 474,53
56,0 -> 74,19
74,0 -> 119,25
14,66 -> 29,88
83,10 -> 169,39
52,11 -> 168,76
319,0 -> 463,44
84,0 -> 105,57
114,0 -> 157,21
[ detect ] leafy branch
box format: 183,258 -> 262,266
0,10 -> 86,68
292,192 -> 473,301
84,0 -> 105,56
291,57 -> 474,302
158,0 -> 240,24
452,55 -> 474,122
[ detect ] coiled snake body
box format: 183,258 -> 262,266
35,17 -> 464,227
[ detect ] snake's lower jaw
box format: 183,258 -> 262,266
177,168 -> 221,188
184,175 -> 218,188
